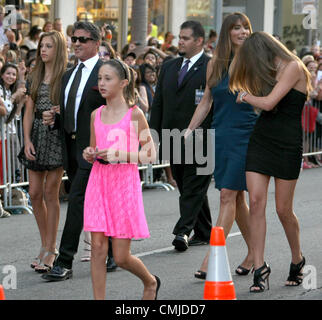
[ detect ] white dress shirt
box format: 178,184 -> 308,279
180,49 -> 204,72
64,54 -> 99,131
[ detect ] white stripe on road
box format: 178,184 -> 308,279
134,231 -> 242,258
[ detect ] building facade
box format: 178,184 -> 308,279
2,0 -> 321,53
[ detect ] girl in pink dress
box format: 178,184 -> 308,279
83,59 -> 160,300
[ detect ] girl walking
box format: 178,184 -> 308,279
18,31 -> 68,273
83,59 -> 160,300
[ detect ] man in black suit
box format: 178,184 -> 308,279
41,21 -> 115,281
150,21 -> 213,252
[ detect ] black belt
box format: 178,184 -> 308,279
96,158 -> 110,165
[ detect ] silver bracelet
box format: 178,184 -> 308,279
240,92 -> 248,103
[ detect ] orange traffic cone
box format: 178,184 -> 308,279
0,285 -> 5,300
203,227 -> 236,300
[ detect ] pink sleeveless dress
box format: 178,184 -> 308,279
83,105 -> 150,239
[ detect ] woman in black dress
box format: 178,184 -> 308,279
19,31 -> 67,272
229,32 -> 312,293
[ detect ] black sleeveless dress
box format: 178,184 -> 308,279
246,88 -> 307,180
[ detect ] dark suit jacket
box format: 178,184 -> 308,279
56,59 -> 106,172
149,53 -> 213,163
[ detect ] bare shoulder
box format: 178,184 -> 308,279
131,106 -> 145,121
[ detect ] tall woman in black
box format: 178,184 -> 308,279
230,32 -> 312,293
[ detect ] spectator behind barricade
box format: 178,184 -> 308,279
161,32 -> 174,52
147,37 -> 160,49
311,43 -> 321,60
302,54 -> 315,65
0,63 -> 26,185
124,52 -> 136,67
66,24 -> 74,54
4,8 -> 30,47
22,25 -> 42,50
0,56 -> 4,71
139,63 -> 157,120
204,29 -> 217,56
133,65 -> 149,114
53,18 -> 64,36
43,21 -> 53,33
99,41 -> 116,62
143,49 -> 158,68
26,57 -> 36,74
5,49 -> 17,64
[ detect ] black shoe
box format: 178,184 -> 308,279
188,235 -> 209,246
41,265 -> 73,282
106,257 -> 118,272
172,234 -> 189,252
154,275 -> 161,300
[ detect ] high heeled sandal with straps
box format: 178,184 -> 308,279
34,249 -> 59,273
285,256 -> 306,287
235,264 -> 254,276
30,247 -> 46,269
250,262 -> 271,293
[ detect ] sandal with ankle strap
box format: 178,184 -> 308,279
285,256 -> 306,286
250,262 -> 271,293
30,247 -> 46,269
35,249 -> 58,273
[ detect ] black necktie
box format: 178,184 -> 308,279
178,59 -> 190,86
64,63 -> 85,134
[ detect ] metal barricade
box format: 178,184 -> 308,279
302,99 -> 322,164
139,161 -> 175,191
0,116 -> 33,214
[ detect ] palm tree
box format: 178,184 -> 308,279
131,0 -> 148,54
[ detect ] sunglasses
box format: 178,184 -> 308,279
71,36 -> 94,44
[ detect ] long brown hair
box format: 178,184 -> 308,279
229,31 -> 313,97
102,59 -> 136,107
30,31 -> 67,105
208,12 -> 252,88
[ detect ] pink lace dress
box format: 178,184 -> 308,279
83,105 -> 150,239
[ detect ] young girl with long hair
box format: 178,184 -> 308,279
82,59 -> 160,300
229,31 -> 312,292
185,12 -> 257,280
18,31 -> 68,273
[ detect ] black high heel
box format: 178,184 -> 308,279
194,270 -> 207,280
235,265 -> 254,276
285,256 -> 305,287
250,262 -> 271,293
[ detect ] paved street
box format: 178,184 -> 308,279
1,167 -> 322,301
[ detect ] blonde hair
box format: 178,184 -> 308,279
208,12 -> 252,88
229,31 -> 312,98
30,31 -> 68,105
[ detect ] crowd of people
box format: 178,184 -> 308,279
0,6 -> 321,300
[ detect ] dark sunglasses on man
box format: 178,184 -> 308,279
71,36 -> 94,44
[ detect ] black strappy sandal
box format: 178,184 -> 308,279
250,262 -> 271,293
235,265 -> 254,276
194,270 -> 207,280
285,256 -> 306,287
